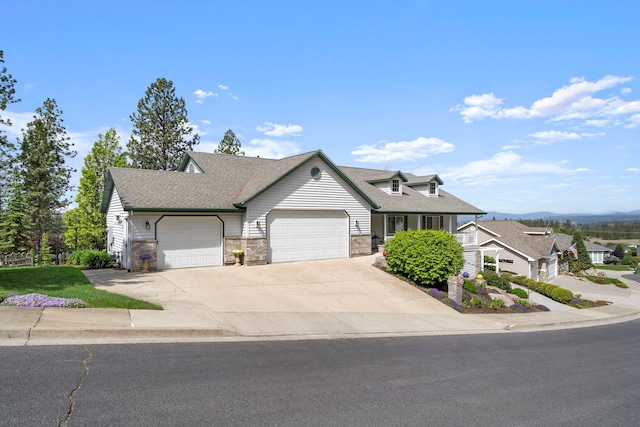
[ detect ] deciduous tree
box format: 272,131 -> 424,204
127,78 -> 199,170
64,128 -> 127,250
215,129 -> 244,155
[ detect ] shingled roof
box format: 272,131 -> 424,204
553,233 -> 612,253
100,150 -> 484,215
340,166 -> 485,215
475,221 -> 558,260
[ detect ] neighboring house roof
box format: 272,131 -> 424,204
459,220 -> 558,260
553,233 -> 613,253
100,150 -> 484,215
340,166 -> 485,215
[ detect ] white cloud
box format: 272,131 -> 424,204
626,167 -> 640,172
351,137 -> 454,163
200,119 -> 211,125
193,89 -> 218,103
246,139 -> 301,159
0,110 -> 34,139
256,122 -> 303,137
528,130 -> 582,144
218,84 -> 229,90
501,144 -> 522,150
621,87 -> 632,94
452,75 -> 640,127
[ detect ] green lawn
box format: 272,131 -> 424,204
583,275 -> 628,288
0,266 -> 162,309
596,265 -> 633,271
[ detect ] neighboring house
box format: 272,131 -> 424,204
553,233 -> 612,265
100,150 -> 485,271
457,221 -> 560,281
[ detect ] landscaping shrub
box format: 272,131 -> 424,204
488,299 -> 506,309
470,297 -> 484,307
551,287 -> 574,304
481,270 -> 511,291
463,280 -> 478,294
69,250 -> 113,269
385,229 -> 463,287
603,255 -> 620,265
622,254 -> 632,265
508,288 -> 528,299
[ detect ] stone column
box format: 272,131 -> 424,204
448,275 -> 464,305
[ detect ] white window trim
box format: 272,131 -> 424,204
391,178 -> 401,195
428,181 -> 438,196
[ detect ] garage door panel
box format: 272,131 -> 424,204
157,216 -> 222,269
268,211 -> 348,263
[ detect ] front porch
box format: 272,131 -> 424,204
371,213 -> 479,247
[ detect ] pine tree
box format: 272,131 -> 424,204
215,129 -> 244,155
0,175 -> 31,254
40,232 -> 55,264
127,78 -> 199,170
18,98 -> 76,263
569,230 -> 593,273
64,128 -> 127,250
0,50 -> 20,214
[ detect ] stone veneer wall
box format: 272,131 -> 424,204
223,237 -> 267,266
131,240 -> 157,272
475,249 -> 482,277
350,234 -> 372,256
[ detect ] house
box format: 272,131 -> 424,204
457,220 -> 560,281
553,233 -> 612,265
100,150 -> 485,272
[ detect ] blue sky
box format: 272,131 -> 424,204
2,0 -> 639,214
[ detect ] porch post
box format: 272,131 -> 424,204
383,214 -> 388,239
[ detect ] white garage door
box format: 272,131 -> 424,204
547,256 -> 557,280
156,216 -> 222,269
267,210 -> 348,263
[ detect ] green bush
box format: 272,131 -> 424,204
481,270 -> 512,291
551,287 -> 574,304
463,280 -> 478,293
488,299 -> 506,309
516,298 -> 531,307
508,288 -> 528,299
69,250 -> 113,269
622,254 -> 632,265
470,297 -> 484,307
385,229 -> 463,287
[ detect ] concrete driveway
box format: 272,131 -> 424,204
88,254 -> 455,315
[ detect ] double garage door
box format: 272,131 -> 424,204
267,210 -> 349,263
156,216 -> 222,269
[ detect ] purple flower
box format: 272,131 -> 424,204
427,288 -> 443,298
511,304 -> 528,312
0,293 -> 88,308
536,304 -> 550,312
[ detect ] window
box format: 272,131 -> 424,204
429,182 -> 437,195
422,215 -> 444,230
387,216 -> 405,235
391,178 -> 400,194
188,163 -> 195,173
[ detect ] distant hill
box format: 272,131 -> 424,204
459,210 -> 640,225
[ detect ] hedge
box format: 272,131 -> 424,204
69,250 -> 113,269
502,272 -> 574,305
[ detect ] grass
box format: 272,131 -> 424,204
582,275 -> 628,289
0,265 -> 162,309
596,265 -> 633,271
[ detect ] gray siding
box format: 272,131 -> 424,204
246,157 -> 371,238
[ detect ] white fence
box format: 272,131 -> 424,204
455,233 -> 477,247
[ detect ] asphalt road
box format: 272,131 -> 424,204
2,321 -> 640,427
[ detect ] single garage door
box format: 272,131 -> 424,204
156,216 -> 222,269
547,256 -> 557,280
267,210 -> 348,263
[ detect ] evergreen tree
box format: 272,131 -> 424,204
612,243 -> 625,259
40,232 -> 55,264
0,176 -> 31,254
0,50 -> 20,214
568,230 -> 593,273
215,129 -> 244,155
127,78 -> 199,170
18,98 -> 76,263
64,128 -> 127,250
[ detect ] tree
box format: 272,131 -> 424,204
568,230 -> 593,273
40,232 -> 55,264
215,129 -> 244,155
127,78 -> 199,170
18,98 -> 76,263
612,243 -> 625,260
64,128 -> 127,250
0,50 -> 20,214
0,176 -> 31,254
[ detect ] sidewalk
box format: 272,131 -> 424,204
2,263 -> 640,346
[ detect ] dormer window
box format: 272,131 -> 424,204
391,178 -> 400,194
429,181 -> 437,196
188,163 -> 195,173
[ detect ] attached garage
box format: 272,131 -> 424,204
267,210 -> 349,263
156,216 -> 223,269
